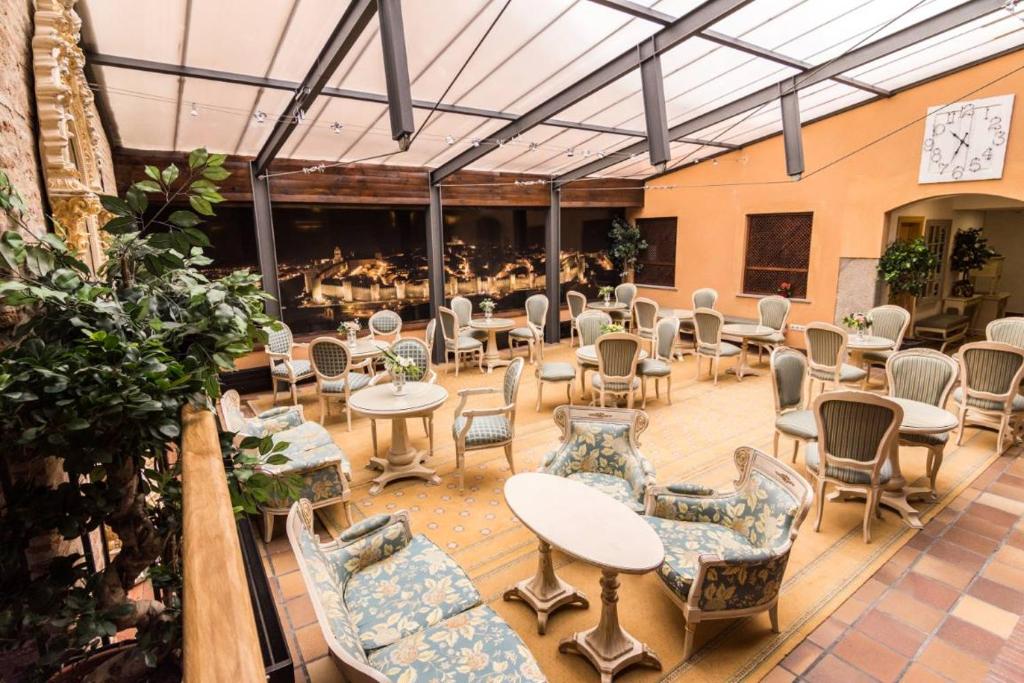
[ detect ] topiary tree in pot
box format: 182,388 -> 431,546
608,216 -> 648,281
877,237 -> 938,300
0,149 -> 284,681
950,227 -> 998,297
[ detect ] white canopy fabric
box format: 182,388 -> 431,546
82,0 -> 1024,179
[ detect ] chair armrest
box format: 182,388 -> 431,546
645,483 -> 739,521
454,387 -> 499,418
267,351 -> 291,361
256,405 -> 305,431
454,405 -> 513,441
368,372 -> 388,387
667,483 -> 715,496
689,547 -> 790,612
337,512 -> 413,567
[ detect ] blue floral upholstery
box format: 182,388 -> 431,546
288,504 -> 546,682
541,407 -> 655,512
452,414 -> 512,446
236,405 -> 306,437
321,372 -> 373,394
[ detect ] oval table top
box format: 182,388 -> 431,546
721,323 -> 776,338
889,396 -> 959,435
342,338 -> 390,359
348,382 -> 448,417
658,308 -> 693,320
587,300 -> 627,311
504,472 -> 664,574
576,344 -> 649,365
846,335 -> 894,351
469,317 -> 514,330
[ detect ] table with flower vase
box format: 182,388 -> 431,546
347,382 -> 447,494
829,396 -> 958,528
576,344 -> 648,398
845,334 -> 895,377
503,472 -> 664,681
338,336 -> 390,365
720,323 -> 776,380
587,300 -> 627,313
469,317 -> 514,373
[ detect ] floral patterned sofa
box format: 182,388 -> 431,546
217,389 -> 352,542
540,405 -> 656,512
287,500 -> 547,682
643,447 -> 813,660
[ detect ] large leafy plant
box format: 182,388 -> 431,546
877,237 -> 938,298
608,217 -> 648,278
0,150 -> 273,681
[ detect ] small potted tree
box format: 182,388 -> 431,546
608,217 -> 648,282
878,237 -> 938,309
950,227 -> 998,297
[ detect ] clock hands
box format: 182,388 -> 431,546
950,131 -> 970,162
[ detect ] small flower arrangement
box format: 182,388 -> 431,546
598,286 -> 615,299
339,320 -> 360,341
600,322 -> 625,335
381,347 -> 423,381
842,312 -> 872,332
777,282 -> 793,298
479,298 -> 496,317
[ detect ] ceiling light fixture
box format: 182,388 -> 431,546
189,102 -> 199,118
329,121 -> 343,134
445,135 -> 455,145
253,109 -> 267,124
528,142 -> 538,152
471,138 -> 480,148
567,148 -> 575,158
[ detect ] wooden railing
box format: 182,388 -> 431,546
180,404 -> 264,683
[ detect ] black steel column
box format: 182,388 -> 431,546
545,184 -> 562,345
426,183 -> 446,363
780,80 -> 804,180
249,162 -> 282,319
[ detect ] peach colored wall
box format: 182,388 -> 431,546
633,51 -> 1024,346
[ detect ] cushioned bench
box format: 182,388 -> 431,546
287,501 -> 547,682
913,313 -> 970,352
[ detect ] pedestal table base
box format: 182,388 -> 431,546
503,540 -> 588,634
368,416 -> 440,495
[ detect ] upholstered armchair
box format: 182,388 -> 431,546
452,357 -> 525,492
438,306 -> 483,375
566,290 -> 587,347
509,293 -> 548,363
638,316 -> 678,408
770,347 -> 817,462
611,282 -> 637,330
266,322 -> 314,405
575,310 -> 611,396
804,322 -> 866,395
643,447 -> 813,660
632,297 -> 659,351
751,295 -> 791,364
540,405 -> 655,513
954,341 -> 1024,455
451,295 -> 487,341
591,333 -> 642,408
287,501 -> 546,683
987,317 -> 1024,348
310,336 -> 372,430
217,390 -> 352,542
693,307 -> 739,384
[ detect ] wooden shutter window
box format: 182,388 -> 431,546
636,217 -> 677,288
743,212 -> 812,298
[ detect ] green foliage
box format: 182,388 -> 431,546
598,285 -> 615,298
223,433 -> 301,517
599,322 -> 625,335
0,149 -> 276,680
950,227 -> 997,277
608,217 -> 648,277
877,237 -> 938,297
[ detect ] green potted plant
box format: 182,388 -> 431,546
608,217 -> 648,281
0,150 -> 278,681
877,237 -> 938,301
950,227 -> 998,297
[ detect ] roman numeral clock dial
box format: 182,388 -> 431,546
919,94 -> 1014,184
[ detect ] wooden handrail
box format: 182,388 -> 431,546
181,404 -> 264,683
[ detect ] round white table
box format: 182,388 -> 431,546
846,335 -> 895,386
657,308 -> 693,320
348,382 -> 447,495
469,317 -> 514,373
830,396 -> 958,528
341,337 -> 390,362
721,323 -> 776,380
587,300 -> 627,312
504,473 -> 664,681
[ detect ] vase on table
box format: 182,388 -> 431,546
484,310 -> 493,321
855,329 -> 865,342
347,330 -> 357,344
391,371 -> 407,396
603,294 -> 611,305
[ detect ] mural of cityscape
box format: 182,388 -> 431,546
194,204 -> 624,334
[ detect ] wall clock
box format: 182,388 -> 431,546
918,94 -> 1014,184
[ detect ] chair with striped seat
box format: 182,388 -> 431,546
693,308 -> 739,385
751,295 -> 791,364
638,316 -> 678,408
566,290 -> 587,347
266,322 -> 314,405
632,297 -> 659,352
954,341 -> 1024,455
986,317 -> 1024,348
575,310 -> 611,396
611,282 -> 637,330
438,306 -> 483,375
451,295 -> 487,342
805,322 -> 866,395
509,293 -> 548,364
770,346 -> 817,462
808,391 -> 902,543
591,333 -> 642,408
368,309 -> 403,343
452,357 -> 525,492
310,337 -> 372,430
862,305 -> 910,388
886,349 -> 958,494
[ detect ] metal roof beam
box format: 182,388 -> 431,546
428,0 -> 753,183
378,0 -> 415,149
556,0 -> 1005,184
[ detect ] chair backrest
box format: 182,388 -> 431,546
730,447 -> 814,549
425,318 -> 437,356
868,305 -> 910,347
693,307 -> 724,353
770,346 -> 807,414
615,282 -> 637,307
595,333 -> 641,382
525,293 -> 548,329
805,322 -> 847,377
758,295 -> 791,332
390,338 -> 431,379
450,296 -> 473,327
309,337 -> 351,380
812,390 -> 902,484
957,341 -> 1024,411
266,322 -> 294,356
633,297 -> 659,332
566,290 -> 587,319
654,316 -> 680,361
503,357 -> 526,407
437,306 -> 459,343
986,317 -> 1024,348
368,310 -> 402,339
886,348 -> 958,407
216,389 -> 247,434
577,310 -> 611,346
692,287 -> 718,309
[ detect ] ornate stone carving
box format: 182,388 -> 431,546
32,0 -> 107,269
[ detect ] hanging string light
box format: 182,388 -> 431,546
329,121 -> 344,134
189,102 -> 199,118
253,109 -> 267,124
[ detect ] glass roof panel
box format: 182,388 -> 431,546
84,0 -> 185,64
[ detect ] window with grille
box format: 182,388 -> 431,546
743,212 -> 813,298
635,217 -> 677,287
923,220 -> 950,299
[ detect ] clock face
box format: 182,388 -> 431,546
918,94 -> 1014,184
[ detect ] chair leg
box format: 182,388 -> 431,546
422,416 -> 429,437
814,479 -> 826,532
272,378 -> 278,404
536,382 -> 543,411
683,622 -> 697,661
371,419 -> 378,459
290,381 -> 298,405
956,405 -> 967,445
455,350 -> 460,376
319,397 -> 327,425
768,604 -> 779,633
667,376 -> 672,405
695,356 -> 702,380
998,415 -> 1009,455
655,378 -> 660,399
627,390 -> 634,409
641,378 -> 648,409
263,510 -> 275,543
792,440 -> 799,463
566,382 -> 573,405
504,443 -> 515,474
863,489 -> 876,543
428,417 -> 435,459
713,356 -> 720,386
346,402 -> 352,432
773,431 -> 780,458
456,449 -> 465,493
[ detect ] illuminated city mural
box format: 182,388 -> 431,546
192,204 -> 624,334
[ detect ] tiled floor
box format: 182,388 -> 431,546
766,449 -> 1024,683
